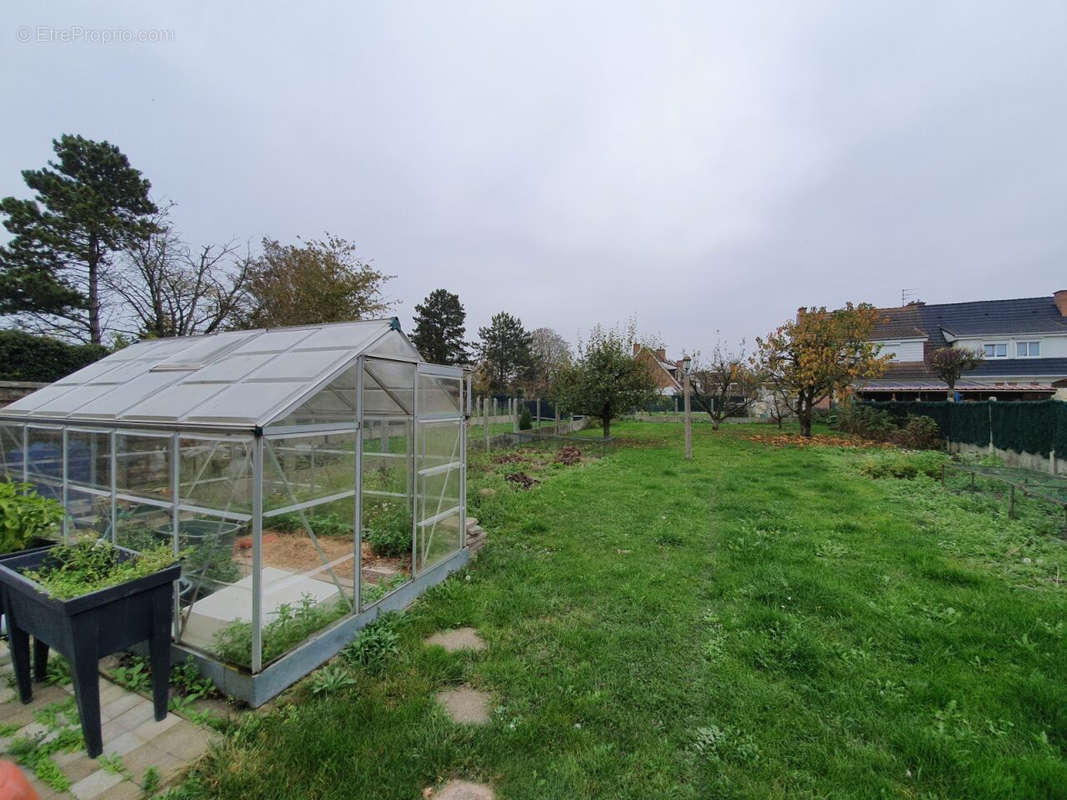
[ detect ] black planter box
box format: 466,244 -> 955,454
0,546 -> 180,757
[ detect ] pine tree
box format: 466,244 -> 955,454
477,312 -> 533,394
0,134 -> 158,344
410,289 -> 470,364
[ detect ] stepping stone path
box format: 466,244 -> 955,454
424,627 -> 486,653
435,685 -> 491,725
433,779 -> 496,799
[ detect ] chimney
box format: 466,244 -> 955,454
656,348 -> 666,361
633,342 -> 641,356
1055,290 -> 1067,317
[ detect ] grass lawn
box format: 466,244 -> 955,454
178,422 -> 1067,799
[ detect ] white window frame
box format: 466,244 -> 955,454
983,342 -> 1008,358
1015,341 -> 1040,358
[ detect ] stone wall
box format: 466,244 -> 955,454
0,381 -> 47,408
949,440 -> 1066,477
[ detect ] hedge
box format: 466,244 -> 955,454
0,330 -> 108,382
871,399 -> 1067,456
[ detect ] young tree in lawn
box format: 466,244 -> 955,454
553,324 -> 657,439
755,303 -> 890,438
239,235 -> 393,328
476,312 -> 533,394
691,340 -> 761,430
0,134 -> 158,344
410,289 -> 470,364
110,208 -> 252,338
927,346 -> 983,400
526,327 -> 572,398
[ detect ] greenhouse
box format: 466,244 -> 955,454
0,319 -> 470,705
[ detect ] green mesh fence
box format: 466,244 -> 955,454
953,402 -> 992,448
1057,404 -> 1067,458
867,400 -> 1067,454
991,401 -> 1057,456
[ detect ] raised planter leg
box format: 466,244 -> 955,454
33,638 -> 49,682
7,620 -> 32,704
69,623 -> 103,758
149,587 -> 170,721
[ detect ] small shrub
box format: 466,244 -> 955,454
0,482 -> 64,553
519,407 -> 533,430
834,405 -> 895,440
363,501 -> 412,558
343,614 -> 401,672
888,415 -> 943,450
859,451 -> 948,479
307,664 -> 356,697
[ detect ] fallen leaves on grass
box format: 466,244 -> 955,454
505,472 -> 541,489
556,446 -> 582,465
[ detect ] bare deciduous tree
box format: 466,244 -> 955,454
691,340 -> 762,430
110,209 -> 251,338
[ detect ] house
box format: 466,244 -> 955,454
856,290 -> 1067,401
633,343 -> 684,396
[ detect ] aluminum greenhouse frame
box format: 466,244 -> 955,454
0,319 -> 470,705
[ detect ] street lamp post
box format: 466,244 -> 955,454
682,354 -> 692,461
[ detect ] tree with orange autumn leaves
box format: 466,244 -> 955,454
755,303 -> 891,437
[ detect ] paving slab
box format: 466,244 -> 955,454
436,686 -> 491,725
70,767 -> 124,800
111,698 -> 156,731
435,779 -> 496,799
425,627 -> 486,653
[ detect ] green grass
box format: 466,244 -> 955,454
178,422 -> 1067,799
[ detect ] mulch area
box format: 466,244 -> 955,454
234,532 -> 406,582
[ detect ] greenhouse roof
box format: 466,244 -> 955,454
0,319 -> 418,430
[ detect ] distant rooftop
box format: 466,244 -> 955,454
872,292 -> 1067,348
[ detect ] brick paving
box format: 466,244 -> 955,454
0,649 -> 219,799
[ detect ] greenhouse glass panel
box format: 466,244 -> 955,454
179,436 -> 254,515
0,423 -> 23,482
25,427 -> 63,502
115,433 -> 172,503
264,434 -> 356,510
66,430 -> 110,493
360,357 -> 415,608
269,364 -> 357,429
415,419 -> 463,574
174,511 -> 253,661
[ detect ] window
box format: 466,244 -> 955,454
983,343 -> 1007,358
1016,341 -> 1040,357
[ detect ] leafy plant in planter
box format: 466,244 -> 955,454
0,482 -> 64,554
23,539 -> 178,599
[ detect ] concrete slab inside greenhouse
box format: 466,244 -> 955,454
180,567 -> 342,652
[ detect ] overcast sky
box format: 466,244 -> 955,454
3,1 -> 1066,356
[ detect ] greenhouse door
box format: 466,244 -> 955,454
413,363 -> 466,576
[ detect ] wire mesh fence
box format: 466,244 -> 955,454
941,462 -> 1067,535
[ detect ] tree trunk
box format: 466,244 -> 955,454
602,417 -> 610,439
711,417 -> 720,431
87,238 -> 102,345
798,392 -> 813,437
